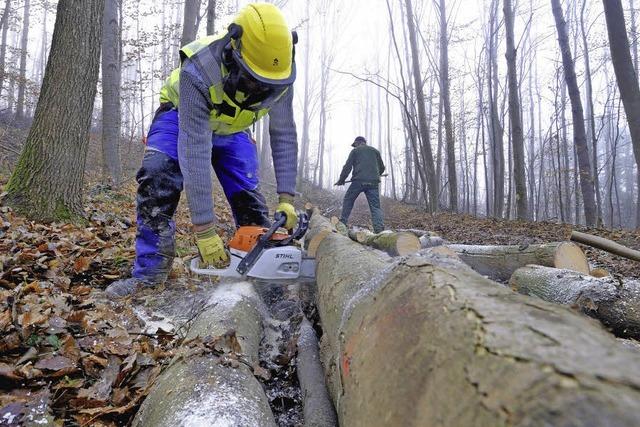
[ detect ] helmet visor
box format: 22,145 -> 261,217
225,65 -> 288,111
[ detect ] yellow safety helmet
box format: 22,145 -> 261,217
229,3 -> 296,85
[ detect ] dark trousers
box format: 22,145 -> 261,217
339,181 -> 384,233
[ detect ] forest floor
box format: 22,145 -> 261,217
1,172 -> 640,426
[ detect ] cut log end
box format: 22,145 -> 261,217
395,233 -> 422,256
554,242 -> 590,274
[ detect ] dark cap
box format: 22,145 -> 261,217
352,136 -> 367,147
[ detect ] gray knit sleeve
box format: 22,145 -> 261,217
177,61 -> 216,226
268,87 -> 298,196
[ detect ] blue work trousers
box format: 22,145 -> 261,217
132,108 -> 269,283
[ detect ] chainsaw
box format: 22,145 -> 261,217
189,211 -> 315,281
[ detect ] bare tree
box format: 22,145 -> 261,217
602,0 -> 640,228
0,0 -> 11,100
15,0 -> 30,120
551,0 -> 597,226
102,0 -> 122,185
181,0 -> 200,47
5,0 -> 105,221
436,0 -> 457,212
405,0 -> 438,212
207,0 -> 216,34
504,0 -> 528,219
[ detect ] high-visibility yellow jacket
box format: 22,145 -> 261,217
158,34 -> 287,135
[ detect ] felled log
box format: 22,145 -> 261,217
509,265 -> 640,339
308,210 -> 640,427
133,282 -> 276,427
394,228 -> 446,248
296,317 -> 338,427
448,242 -> 589,282
571,230 -> 640,262
347,229 -> 420,256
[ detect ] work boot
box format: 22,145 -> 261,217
105,277 -> 155,299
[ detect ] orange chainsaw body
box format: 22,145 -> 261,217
228,226 -> 290,253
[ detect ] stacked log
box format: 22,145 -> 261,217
448,242 -> 589,282
309,210 -> 640,426
510,265 -> 640,339
133,282 -> 275,427
347,229 -> 421,256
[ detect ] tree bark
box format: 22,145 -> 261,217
504,0 -> 528,220
101,0 -> 122,185
15,0 -> 30,121
448,242 -> 589,282
308,210 -> 640,427
510,265 -> 640,339
133,283 -> 276,427
602,0 -> 640,229
405,0 -> 438,212
180,0 -> 200,47
488,0 -> 505,218
5,0 -> 104,221
551,0 -> 597,226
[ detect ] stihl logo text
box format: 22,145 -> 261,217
276,253 -> 294,259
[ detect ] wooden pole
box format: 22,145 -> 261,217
571,230 -> 640,262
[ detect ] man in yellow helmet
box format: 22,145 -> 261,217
107,3 -> 299,298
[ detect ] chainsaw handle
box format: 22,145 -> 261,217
273,211 -> 287,228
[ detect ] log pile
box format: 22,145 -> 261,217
448,242 -> 589,282
510,265 -> 640,339
308,211 -> 640,426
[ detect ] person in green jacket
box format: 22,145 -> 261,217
334,136 -> 385,233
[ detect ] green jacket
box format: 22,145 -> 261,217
338,145 -> 386,184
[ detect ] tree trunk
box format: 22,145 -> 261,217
206,0 -> 216,34
581,0 -> 604,226
133,283 -> 276,426
551,0 -> 597,226
405,0 -> 438,212
101,0 -> 122,185
15,0 -> 30,121
504,0 -> 528,220
308,210 -> 640,427
438,0 -> 457,212
602,0 -> 640,230
5,0 -> 104,221
488,0 -> 505,218
448,242 -> 589,282
510,265 -> 640,339
180,0 -> 200,47
0,0 -> 11,100
297,1 -> 311,186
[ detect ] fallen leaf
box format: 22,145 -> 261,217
73,257 -> 91,273
34,355 -> 77,377
0,362 -> 20,380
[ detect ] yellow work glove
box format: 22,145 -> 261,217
276,194 -> 298,230
195,227 -> 229,266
